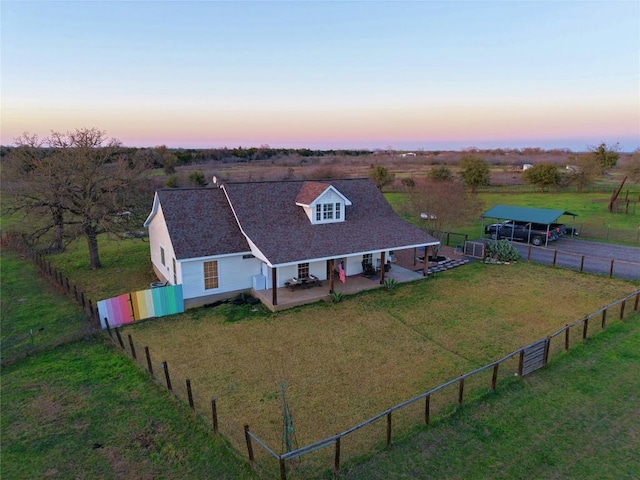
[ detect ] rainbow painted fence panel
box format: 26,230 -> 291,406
98,284 -> 184,329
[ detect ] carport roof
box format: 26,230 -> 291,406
482,205 -> 577,225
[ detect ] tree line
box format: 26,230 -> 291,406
2,125 -> 635,272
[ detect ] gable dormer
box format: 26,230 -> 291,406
295,181 -> 352,225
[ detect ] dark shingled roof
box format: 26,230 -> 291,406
223,178 -> 438,265
156,188 -> 250,260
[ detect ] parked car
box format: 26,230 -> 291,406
485,220 -> 557,246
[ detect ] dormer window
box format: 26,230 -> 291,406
315,202 -> 341,222
297,181 -> 352,225
323,203 -> 334,220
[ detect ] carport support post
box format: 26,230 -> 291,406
379,251 -> 386,284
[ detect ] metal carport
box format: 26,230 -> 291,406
481,205 -> 578,247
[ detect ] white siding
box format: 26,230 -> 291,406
180,254 -> 262,300
147,204 -> 177,283
276,260 -> 327,286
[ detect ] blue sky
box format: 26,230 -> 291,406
2,1 -> 639,151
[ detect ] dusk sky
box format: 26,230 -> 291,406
2,1 -> 639,151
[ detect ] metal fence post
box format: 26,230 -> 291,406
145,346 -> 153,375
186,379 -> 194,410
244,425 -> 255,465
211,397 -> 219,434
424,395 -> 431,425
128,334 -> 136,359
162,361 -> 172,391
491,363 -> 499,391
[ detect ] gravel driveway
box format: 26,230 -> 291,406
509,238 -> 640,281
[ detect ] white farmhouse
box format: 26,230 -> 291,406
144,178 -> 439,310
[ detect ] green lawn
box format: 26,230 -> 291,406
45,235 -> 157,300
122,262 -> 637,476
329,313 -> 640,480
1,250 -> 90,364
0,250 -> 256,480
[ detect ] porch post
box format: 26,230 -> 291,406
271,267 -> 278,306
329,259 -> 335,294
379,251 -> 386,284
423,246 -> 429,276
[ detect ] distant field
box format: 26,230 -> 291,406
122,262 -> 637,473
385,190 -> 640,245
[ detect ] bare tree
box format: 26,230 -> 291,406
407,178 -> 482,237
624,148 -> 640,183
3,133 -> 67,252
567,154 -> 603,193
4,128 -> 152,268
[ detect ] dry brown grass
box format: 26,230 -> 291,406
123,262 -> 636,459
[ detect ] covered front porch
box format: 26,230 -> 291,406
252,263 -> 426,312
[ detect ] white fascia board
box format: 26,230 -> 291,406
270,242 -> 441,268
143,192 -> 160,228
178,250 -> 254,264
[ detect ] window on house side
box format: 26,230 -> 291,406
297,262 -> 309,279
363,253 -> 373,267
316,204 -> 322,221
160,246 -> 165,266
204,260 -> 219,289
335,203 -> 341,220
